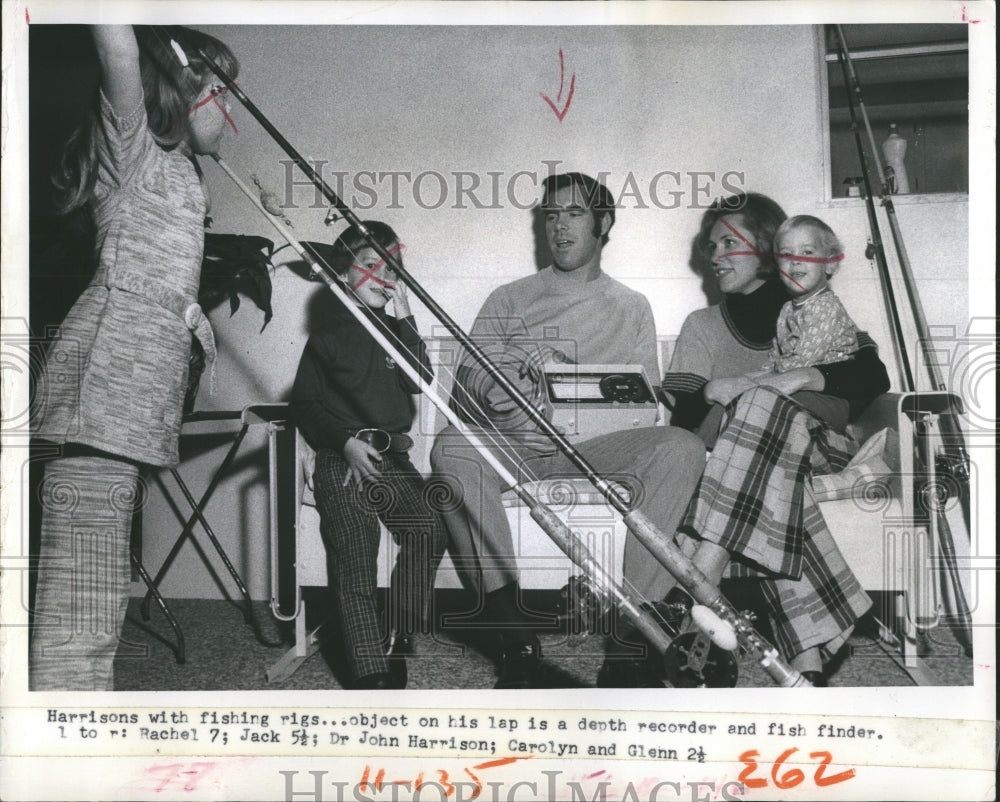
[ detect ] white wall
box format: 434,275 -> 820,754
138,24 -> 969,599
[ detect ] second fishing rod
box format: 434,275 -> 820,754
193,44 -> 810,687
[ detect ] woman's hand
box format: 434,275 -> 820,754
754,366 -> 825,396
704,376 -> 758,407
341,437 -> 383,488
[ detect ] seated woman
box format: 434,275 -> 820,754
660,193 -> 890,686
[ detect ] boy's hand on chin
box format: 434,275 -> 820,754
389,281 -> 411,318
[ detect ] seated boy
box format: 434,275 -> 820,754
290,222 -> 446,689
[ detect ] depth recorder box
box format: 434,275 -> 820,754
541,363 -> 659,442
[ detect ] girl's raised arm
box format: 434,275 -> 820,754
92,25 -> 143,118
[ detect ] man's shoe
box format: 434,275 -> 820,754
495,639 -> 541,689
596,656 -> 665,688
600,612 -> 666,688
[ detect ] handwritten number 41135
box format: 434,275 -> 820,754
738,748 -> 856,789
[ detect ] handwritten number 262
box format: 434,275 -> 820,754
738,748 -> 856,789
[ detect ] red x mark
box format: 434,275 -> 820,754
350,242 -> 405,292
775,251 -> 846,265
718,217 -> 764,260
160,83 -> 238,136
209,85 -> 238,133
717,218 -> 845,292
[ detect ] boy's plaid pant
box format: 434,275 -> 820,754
313,448 -> 447,682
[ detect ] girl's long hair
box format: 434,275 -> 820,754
53,26 -> 239,214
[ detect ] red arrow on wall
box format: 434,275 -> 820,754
540,48 -> 576,122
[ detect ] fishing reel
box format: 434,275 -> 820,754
934,451 -> 971,491
659,602 -> 740,688
557,574 -> 613,640
662,631 -> 739,688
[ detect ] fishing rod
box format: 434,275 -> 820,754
833,26 -> 972,652
184,38 -> 810,687
833,26 -> 971,496
214,153 -> 755,687
832,31 -> 915,392
194,49 -> 626,515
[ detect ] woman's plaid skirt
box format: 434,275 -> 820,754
681,386 -> 873,659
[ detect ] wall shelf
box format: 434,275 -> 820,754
822,24 -> 969,200
818,192 -> 969,210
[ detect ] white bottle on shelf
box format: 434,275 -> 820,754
881,123 -> 910,194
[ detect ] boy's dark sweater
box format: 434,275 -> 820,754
291,301 -> 432,453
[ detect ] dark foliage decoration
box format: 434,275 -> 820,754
184,338 -> 208,414
184,233 -> 277,413
199,233 -> 276,330
182,236 -> 342,411
181,234 -> 353,412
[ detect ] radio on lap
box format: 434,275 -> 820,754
540,363 -> 659,441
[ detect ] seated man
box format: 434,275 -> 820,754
430,172 -> 706,688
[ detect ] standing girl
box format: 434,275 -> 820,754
31,25 -> 239,690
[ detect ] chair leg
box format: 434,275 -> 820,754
130,551 -> 185,664
140,426 -> 251,619
266,602 -> 325,683
167,467 -> 283,648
